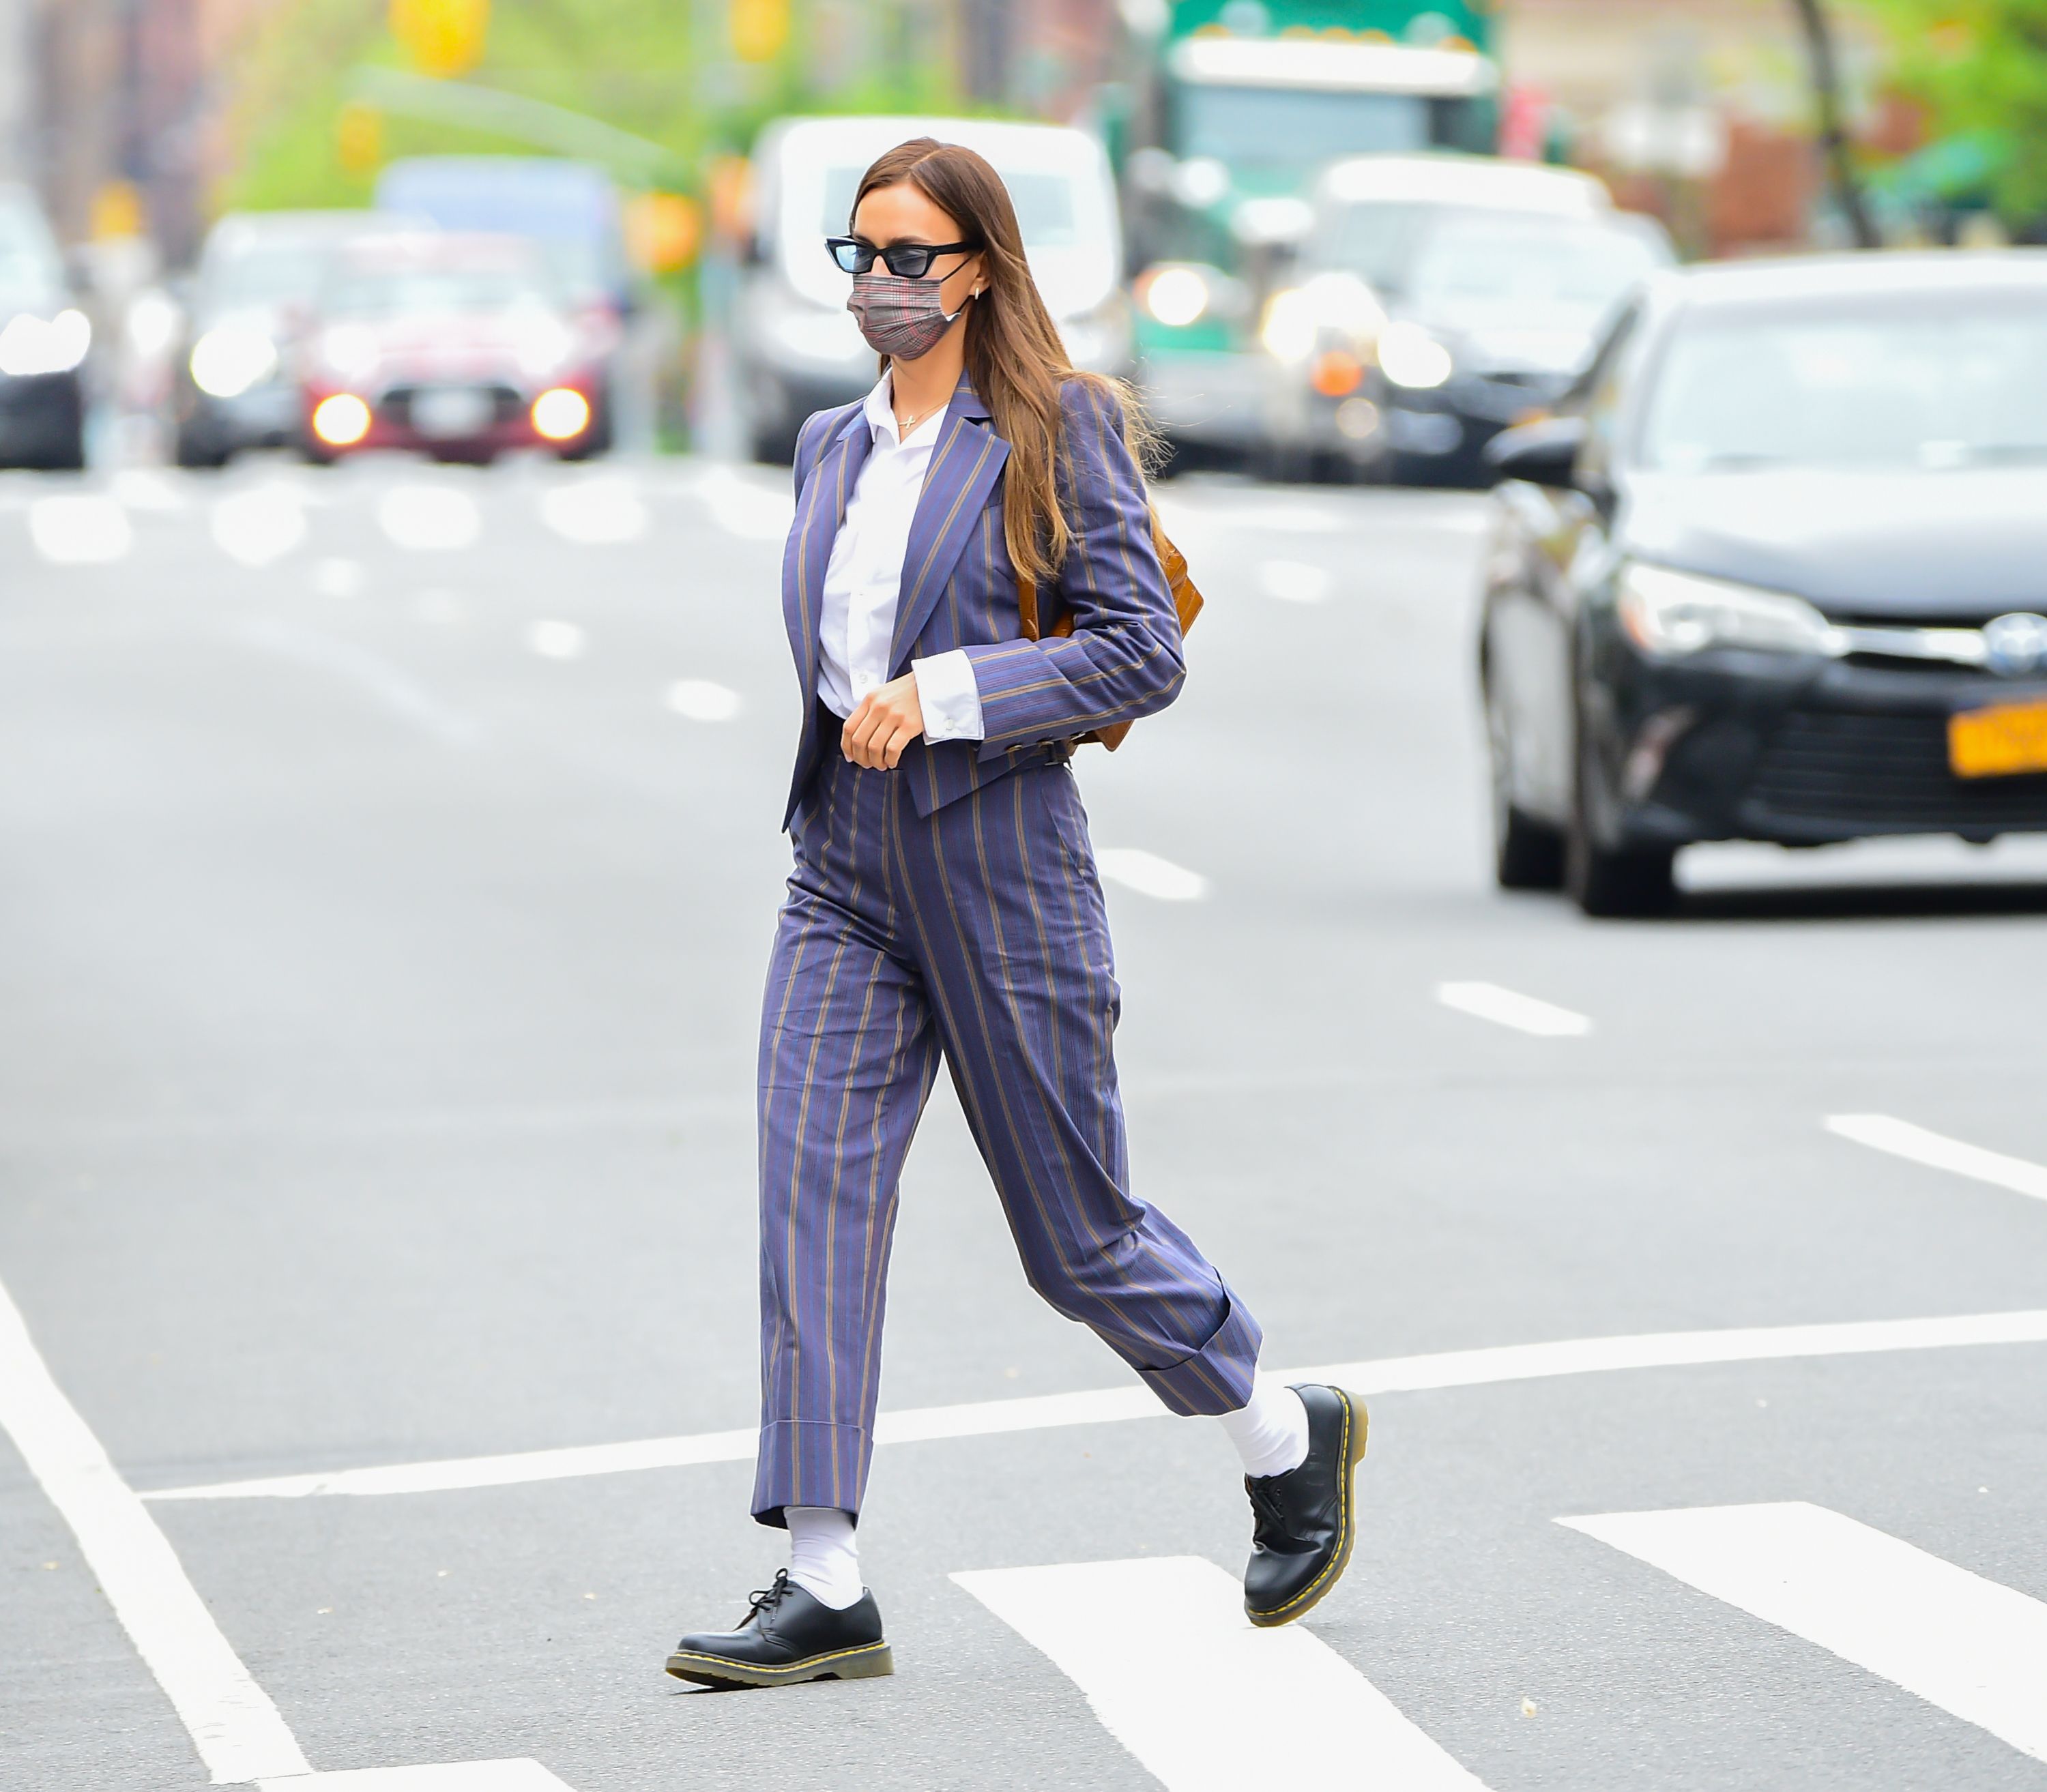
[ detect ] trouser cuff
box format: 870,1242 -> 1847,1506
751,1419 -> 871,1528
1134,1289 -> 1263,1417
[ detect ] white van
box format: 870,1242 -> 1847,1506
735,115 -> 1131,461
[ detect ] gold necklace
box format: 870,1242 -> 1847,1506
893,396 -> 946,437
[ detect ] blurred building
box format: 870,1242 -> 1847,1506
11,0 -> 281,259
1500,0 -> 1885,255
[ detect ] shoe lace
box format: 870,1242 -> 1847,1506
1247,1476 -> 1290,1544
745,1568 -> 794,1624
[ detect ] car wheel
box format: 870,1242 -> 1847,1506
1486,680 -> 1563,889
1567,727 -> 1675,917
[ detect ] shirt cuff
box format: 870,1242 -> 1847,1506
911,649 -> 985,743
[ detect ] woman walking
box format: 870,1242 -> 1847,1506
666,139 -> 1365,1690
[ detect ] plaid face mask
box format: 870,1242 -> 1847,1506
846,270 -> 970,362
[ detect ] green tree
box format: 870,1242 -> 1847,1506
1855,0 -> 2047,226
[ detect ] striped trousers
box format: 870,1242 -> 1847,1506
752,743 -> 1262,1525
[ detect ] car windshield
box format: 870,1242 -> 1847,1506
324,265 -> 555,317
203,239 -> 348,309
1640,292 -> 2047,471
1176,86 -> 1470,166
822,164 -> 1079,247
1404,214 -> 1666,325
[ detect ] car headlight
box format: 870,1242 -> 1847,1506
0,308 -> 91,377
190,326 -> 279,398
1136,265 -> 1211,329
1259,287 -> 1316,362
1376,321 -> 1453,390
1618,563 -> 1839,658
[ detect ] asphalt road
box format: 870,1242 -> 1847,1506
3,452 -> 2046,1792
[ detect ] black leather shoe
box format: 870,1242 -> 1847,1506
665,1570 -> 893,1689
1242,1383 -> 1369,1627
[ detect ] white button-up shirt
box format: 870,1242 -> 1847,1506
815,375 -> 984,743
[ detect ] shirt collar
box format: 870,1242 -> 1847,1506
863,373 -> 949,450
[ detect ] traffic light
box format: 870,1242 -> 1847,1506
390,0 -> 489,77
730,0 -> 789,63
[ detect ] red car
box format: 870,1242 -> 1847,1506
300,233 -> 605,462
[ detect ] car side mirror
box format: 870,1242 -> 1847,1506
1483,414 -> 1587,488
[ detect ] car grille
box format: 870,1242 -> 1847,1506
1752,709 -> 2047,829
379,385 -> 524,428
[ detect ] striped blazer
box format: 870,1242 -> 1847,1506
779,373 -> 1185,826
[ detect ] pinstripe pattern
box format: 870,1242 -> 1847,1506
781,376 -> 1186,828
755,374 -> 1255,1527
754,746 -> 1261,1525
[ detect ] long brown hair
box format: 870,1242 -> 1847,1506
851,137 -> 1159,584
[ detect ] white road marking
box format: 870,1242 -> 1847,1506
954,1557 -> 1489,1792
539,478 -> 648,545
693,465 -> 794,540
377,484 -> 482,551
1096,847 -> 1208,902
1827,1113 -> 2047,1205
0,1271 -> 313,1782
1561,1502 -> 2047,1763
1256,559 -> 1333,604
257,1762 -> 575,1791
28,493 -> 133,564
526,619 -> 586,660
1437,980 -> 1592,1037
666,678 -> 742,721
313,557 -> 366,598
235,618 -> 482,748
145,1306 -> 2047,1502
111,468 -> 187,512
212,484 -> 308,568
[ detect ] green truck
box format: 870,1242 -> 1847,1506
1109,0 -> 1500,459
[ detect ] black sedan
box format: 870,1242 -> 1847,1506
0,183 -> 89,469
1479,252 -> 2047,915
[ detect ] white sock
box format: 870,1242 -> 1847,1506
785,1505 -> 863,1609
1215,1382 -> 1310,1480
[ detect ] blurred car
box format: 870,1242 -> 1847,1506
0,183 -> 90,469
1479,252 -> 2047,916
300,233 -> 603,464
174,211 -> 398,467
736,115 -> 1132,462
374,159 -> 628,454
1261,156 -> 1669,484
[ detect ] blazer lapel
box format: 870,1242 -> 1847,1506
783,407 -> 873,701
888,379 -> 1009,675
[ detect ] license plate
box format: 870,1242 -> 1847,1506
411,386 -> 492,439
1949,699 -> 2047,778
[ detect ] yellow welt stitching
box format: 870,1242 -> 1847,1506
1250,1394 -> 1353,1621
666,1639 -> 888,1677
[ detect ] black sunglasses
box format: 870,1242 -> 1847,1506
826,236 -> 980,280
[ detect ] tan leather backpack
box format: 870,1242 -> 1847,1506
1014,516 -> 1204,750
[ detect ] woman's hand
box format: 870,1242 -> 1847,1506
842,674 -> 925,769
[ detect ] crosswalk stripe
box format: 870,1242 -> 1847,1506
1827,1113 -> 2047,1205
953,1557 -> 1490,1792
1560,1502 -> 2047,1763
0,1269 -> 313,1781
